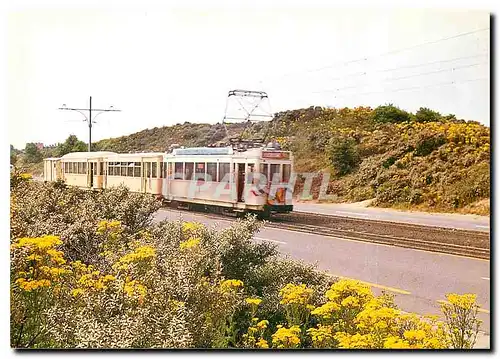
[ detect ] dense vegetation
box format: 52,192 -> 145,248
13,104 -> 490,214
10,175 -> 483,349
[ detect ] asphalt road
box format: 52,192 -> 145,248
293,202 -> 490,232
154,208 -> 490,342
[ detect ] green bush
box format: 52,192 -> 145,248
326,137 -> 361,176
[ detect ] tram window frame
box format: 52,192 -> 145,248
260,163 -> 269,183
195,162 -> 205,181
218,162 -> 231,182
283,164 -> 291,183
119,162 -> 126,176
162,162 -> 169,178
134,162 -> 141,177
127,162 -> 134,177
247,163 -> 256,184
207,162 -> 217,182
152,162 -> 157,178
184,162 -> 194,180
174,162 -> 183,179
93,163 -> 98,176
270,164 -> 280,183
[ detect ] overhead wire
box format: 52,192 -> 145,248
259,27 -> 489,83
329,77 -> 488,99
313,61 -> 488,94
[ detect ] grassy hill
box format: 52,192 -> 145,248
91,105 -> 488,215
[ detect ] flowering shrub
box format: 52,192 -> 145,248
10,182 -> 484,348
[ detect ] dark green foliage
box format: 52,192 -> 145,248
372,104 -> 411,124
56,135 -> 88,156
24,143 -> 43,163
414,107 -> 442,123
326,137 -> 361,176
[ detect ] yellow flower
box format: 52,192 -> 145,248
279,283 -> 313,305
272,325 -> 301,348
71,288 -> 85,297
256,320 -> 269,330
246,298 -> 262,306
14,235 -> 62,250
181,222 -> 204,234
311,301 -> 340,320
307,325 -> 335,348
179,238 -> 201,251
384,336 -> 410,349
115,245 -> 156,269
16,278 -> 51,291
335,332 -> 375,349
256,338 -> 269,348
124,280 -> 147,298
444,293 -> 478,310
220,279 -> 244,293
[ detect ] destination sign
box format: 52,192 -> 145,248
262,151 -> 290,159
173,147 -> 233,156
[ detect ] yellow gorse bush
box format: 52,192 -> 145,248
12,235 -> 71,292
220,279 -> 244,293
245,298 -> 262,306
279,283 -> 313,305
272,325 -> 301,348
180,238 -> 201,251
114,245 -> 156,270
445,293 -> 478,310
182,222 -> 204,235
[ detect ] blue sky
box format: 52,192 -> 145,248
8,6 -> 490,149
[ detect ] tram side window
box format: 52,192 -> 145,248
283,164 -> 291,183
152,162 -> 157,178
247,163 -> 255,184
127,162 -> 134,177
260,164 -> 269,183
99,162 -> 104,175
174,162 -> 183,179
270,164 -> 280,182
195,162 -> 205,181
160,163 -> 164,179
207,163 -> 217,182
119,162 -> 125,176
218,162 -> 230,182
162,162 -> 168,179
93,163 -> 98,176
184,162 -> 194,180
134,162 -> 141,177
108,162 -> 114,176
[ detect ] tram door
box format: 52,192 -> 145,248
142,162 -> 153,193
237,163 -> 245,202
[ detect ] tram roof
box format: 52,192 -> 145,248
60,151 -> 117,160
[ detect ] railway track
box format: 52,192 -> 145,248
161,206 -> 490,260
271,212 -> 489,260
266,218 -> 489,260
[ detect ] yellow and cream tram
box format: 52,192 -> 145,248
43,145 -> 294,216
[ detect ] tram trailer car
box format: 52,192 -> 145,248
43,146 -> 294,216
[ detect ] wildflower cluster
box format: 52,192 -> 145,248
220,279 -> 244,293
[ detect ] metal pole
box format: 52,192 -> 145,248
89,96 -> 92,152
58,97 -> 120,153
